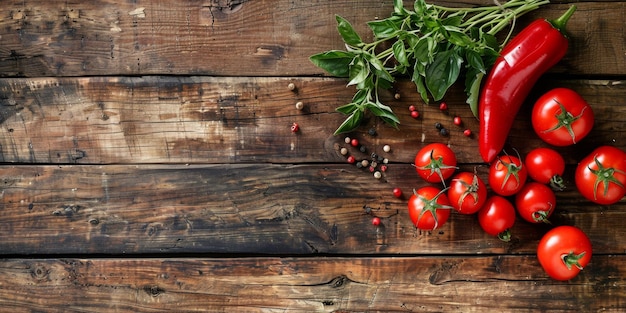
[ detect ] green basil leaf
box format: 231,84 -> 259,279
482,33 -> 499,51
351,89 -> 368,103
375,76 -> 394,90
348,58 -> 370,86
394,0 -> 409,15
411,70 -> 429,104
336,103 -> 358,115
368,102 -> 400,127
335,15 -> 363,47
309,50 -> 354,77
334,109 -> 363,135
413,37 -> 435,64
392,40 -> 409,67
414,0 -> 427,15
465,49 -> 485,74
447,29 -> 473,47
465,70 -> 484,118
425,49 -> 463,101
367,17 -> 402,39
442,15 -> 463,27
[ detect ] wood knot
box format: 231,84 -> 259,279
30,264 -> 50,282
329,275 -> 348,288
143,285 -> 165,297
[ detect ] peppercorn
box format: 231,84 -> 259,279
288,82 -> 296,91
373,171 -> 382,179
382,145 -> 391,153
463,129 -> 472,137
440,128 -> 449,136
361,159 -> 369,167
439,102 -> 448,111
290,122 -> 299,132
340,147 -> 348,155
435,122 -> 443,130
453,116 -> 462,126
371,152 -> 378,160
380,165 -> 388,172
351,138 -> 359,147
411,110 -> 420,119
368,128 -> 377,136
347,155 -> 356,164
409,105 -> 416,112
372,217 -> 381,226
295,101 -> 304,110
359,145 -> 367,153
344,137 -> 351,144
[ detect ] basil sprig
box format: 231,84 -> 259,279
311,0 -> 549,135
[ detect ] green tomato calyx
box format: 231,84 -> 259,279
561,251 -> 586,271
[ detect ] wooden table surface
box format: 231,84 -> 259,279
0,0 -> 624,311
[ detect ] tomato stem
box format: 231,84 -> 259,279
549,175 -> 566,192
497,229 -> 512,242
532,209 -> 552,224
561,251 -> 586,270
415,188 -> 454,231
589,156 -> 626,200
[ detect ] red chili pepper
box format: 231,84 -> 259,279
478,6 -> 577,163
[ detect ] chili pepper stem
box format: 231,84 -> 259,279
550,5 -> 577,33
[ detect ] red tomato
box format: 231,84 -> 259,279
515,182 -> 556,224
414,143 -> 457,185
447,172 -> 487,214
477,195 -> 516,241
575,145 -> 626,205
489,155 -> 528,196
525,147 -> 566,191
408,187 -> 452,231
532,88 -> 594,146
537,226 -> 592,281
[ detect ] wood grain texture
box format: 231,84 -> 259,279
0,163 -> 624,255
0,256 -> 623,312
0,76 -> 623,164
0,1 -> 623,77
0,0 -> 624,311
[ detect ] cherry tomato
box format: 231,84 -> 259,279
531,88 -> 594,146
537,226 -> 592,281
575,145 -> 626,205
488,155 -> 528,196
407,187 -> 452,231
478,195 -> 516,241
414,143 -> 457,185
515,182 -> 556,224
525,147 -> 566,191
447,172 -> 487,214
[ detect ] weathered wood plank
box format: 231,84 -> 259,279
0,76 -> 623,164
0,164 -> 623,255
0,256 -> 623,312
0,1 -> 622,77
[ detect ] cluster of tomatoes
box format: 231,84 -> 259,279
405,87 -> 626,281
